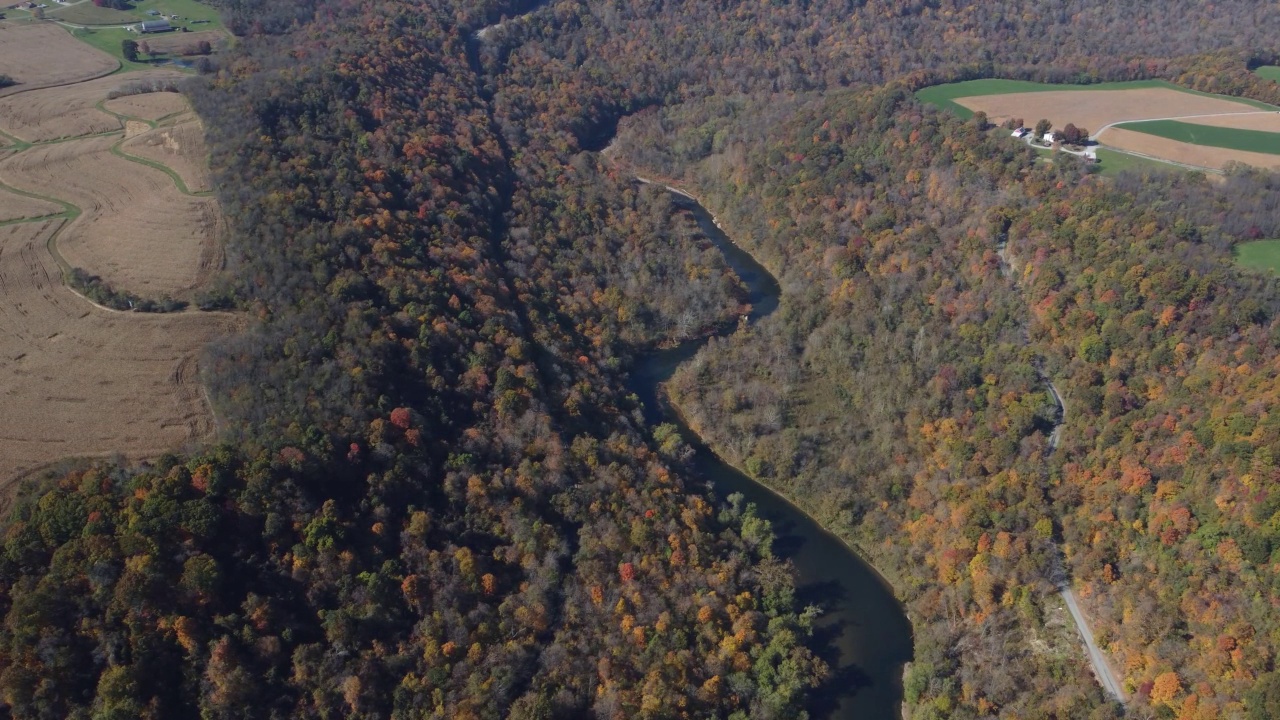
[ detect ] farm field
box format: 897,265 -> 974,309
916,79 -> 1277,120
140,29 -> 229,54
953,87 -> 1270,136
1,135 -> 223,297
104,91 -> 189,121
920,78 -> 1280,171
1234,239 -> 1280,274
0,22 -> 118,98
0,70 -> 184,141
1182,112 -> 1280,132
44,0 -> 227,27
0,38 -> 231,488
1097,127 -> 1280,171
0,220 -> 235,485
121,118 -> 214,192
1114,120 -> 1280,155
1092,148 -> 1178,177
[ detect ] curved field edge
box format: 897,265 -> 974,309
1116,119 -> 1280,155
916,78 -> 1280,119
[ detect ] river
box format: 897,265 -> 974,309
628,185 -> 914,719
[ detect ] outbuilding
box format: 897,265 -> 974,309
139,18 -> 171,32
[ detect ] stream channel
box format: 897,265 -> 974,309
628,186 -> 914,719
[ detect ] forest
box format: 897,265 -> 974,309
7,0 -> 1280,718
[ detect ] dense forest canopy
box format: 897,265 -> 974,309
9,0 -> 1280,718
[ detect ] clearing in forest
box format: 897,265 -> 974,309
1234,239 -> 1280,274
920,79 -> 1280,172
0,23 -> 118,98
0,38 -> 232,488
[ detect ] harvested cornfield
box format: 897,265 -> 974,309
0,70 -> 184,141
104,92 -> 190,122
0,187 -> 62,223
0,220 -> 236,485
0,23 -> 118,99
0,135 -> 223,298
121,119 -> 213,192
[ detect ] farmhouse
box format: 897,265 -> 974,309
1011,127 -> 1028,138
138,19 -> 171,33
1043,130 -> 1057,144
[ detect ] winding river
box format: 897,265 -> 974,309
469,8 -> 912,715
628,185 -> 914,719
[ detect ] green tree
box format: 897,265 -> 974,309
121,39 -> 138,62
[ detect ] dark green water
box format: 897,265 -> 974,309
628,186 -> 914,719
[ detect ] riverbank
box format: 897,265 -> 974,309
626,178 -> 913,719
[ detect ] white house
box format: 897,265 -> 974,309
1043,130 -> 1057,144
1011,127 -> 1028,138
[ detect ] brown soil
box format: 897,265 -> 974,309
105,92 -> 190,122
0,220 -> 236,484
956,88 -> 1263,136
139,30 -> 229,55
121,118 -> 213,192
1098,127 -> 1280,171
0,70 -> 184,141
1183,113 -> 1280,132
0,135 -> 224,298
0,188 -> 62,222
0,23 -> 118,99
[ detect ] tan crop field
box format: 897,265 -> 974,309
104,92 -> 190,122
0,135 -> 223,298
122,119 -> 214,193
0,220 -> 236,484
956,88 -> 1264,135
1183,113 -> 1280,132
0,23 -> 118,99
0,188 -> 61,222
0,70 -> 185,141
1097,128 -> 1280,171
0,42 -> 232,489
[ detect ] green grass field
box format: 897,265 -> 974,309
69,26 -> 155,71
1117,119 -> 1280,156
1253,66 -> 1280,82
47,0 -> 225,26
1234,240 -> 1280,273
1092,148 -> 1181,177
916,79 -> 1279,119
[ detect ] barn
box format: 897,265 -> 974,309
138,19 -> 171,33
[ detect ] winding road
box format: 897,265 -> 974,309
1041,375 -> 1125,704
